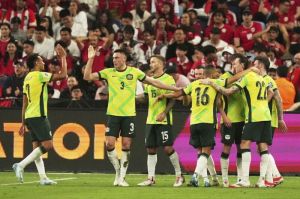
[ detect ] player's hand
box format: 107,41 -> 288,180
88,45 -> 96,59
278,120 -> 288,133
156,112 -> 166,122
249,67 -> 260,74
55,44 -> 66,58
19,124 -> 26,136
172,86 -> 181,92
154,94 -> 165,104
223,117 -> 232,128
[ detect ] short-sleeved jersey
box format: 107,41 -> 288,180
99,66 -> 146,116
263,75 -> 278,128
23,71 -> 53,119
220,72 -> 245,123
234,72 -> 271,123
183,79 -> 226,125
145,73 -> 175,125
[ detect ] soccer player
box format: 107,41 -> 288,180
254,56 -> 287,185
12,45 -> 67,185
137,55 -> 184,187
157,65 -> 227,187
205,56 -> 275,188
83,46 -> 180,187
218,54 -> 248,187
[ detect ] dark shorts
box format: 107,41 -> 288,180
25,117 -> 52,142
105,115 -> 135,138
242,121 -> 272,145
221,122 -> 244,145
271,127 -> 275,139
190,123 -> 216,148
145,124 -> 173,148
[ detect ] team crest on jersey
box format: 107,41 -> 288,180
225,135 -> 230,140
126,74 -> 133,80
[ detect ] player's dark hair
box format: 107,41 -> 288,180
232,53 -> 250,69
27,53 -> 40,70
277,65 -> 288,77
114,49 -> 128,59
255,56 -> 270,71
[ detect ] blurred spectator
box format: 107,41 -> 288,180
166,27 -> 194,61
117,12 -> 139,41
202,27 -> 228,53
241,0 -> 271,20
219,46 -> 234,72
188,46 -> 205,81
187,9 -> 202,35
154,16 -> 174,45
79,0 -> 98,20
168,44 -> 193,76
234,8 -> 262,52
60,27 -> 81,60
68,0 -> 88,34
47,57 -> 67,96
117,25 -> 146,65
94,81 -> 108,100
275,0 -> 295,31
179,12 -> 201,45
0,23 -> 13,59
10,17 -> 26,43
2,59 -> 27,98
40,16 -> 55,39
261,26 -> 286,59
4,0 -> 37,32
204,9 -> 234,44
288,52 -> 300,98
71,85 -> 83,100
33,26 -> 55,60
276,65 -> 296,110
98,0 -> 126,19
165,62 -> 190,88
207,0 -> 237,27
54,40 -> 75,75
268,68 -> 278,80
130,0 -> 151,31
60,76 -> 78,99
1,41 -> 21,77
139,29 -> 167,61
56,9 -> 87,40
39,0 -> 63,28
22,39 -> 34,62
80,32 -> 111,72
95,10 -> 118,42
158,2 -> 180,30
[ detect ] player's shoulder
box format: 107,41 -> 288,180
220,71 -> 233,79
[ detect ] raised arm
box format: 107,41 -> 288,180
227,67 -> 259,85
83,45 -> 100,81
203,80 -> 240,96
143,76 -> 180,92
52,44 -> 68,81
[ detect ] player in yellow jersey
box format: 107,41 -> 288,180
13,45 -> 67,185
205,56 -> 275,188
157,65 -> 226,187
84,47 -> 180,186
218,54 -> 248,187
254,56 -> 287,186
136,55 -> 184,187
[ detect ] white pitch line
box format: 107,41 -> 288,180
0,177 -> 77,186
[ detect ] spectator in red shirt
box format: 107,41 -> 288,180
288,52 -> 300,97
188,9 -> 203,36
275,0 -> 295,31
154,16 -> 173,45
234,8 -> 263,52
168,44 -> 193,76
4,0 -> 37,32
80,32 -> 111,73
241,0 -> 271,19
273,0 -> 300,24
179,12 -> 201,45
47,57 -> 67,93
130,0 -> 151,31
1,41 -> 21,77
0,23 -> 12,60
205,9 -> 234,44
98,0 -> 126,18
159,2 -> 180,30
207,0 -> 237,27
262,26 -> 286,59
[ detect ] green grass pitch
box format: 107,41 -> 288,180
0,172 -> 299,199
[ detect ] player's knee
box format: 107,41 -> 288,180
163,146 -> 174,155
41,141 -> 53,151
106,142 -> 115,150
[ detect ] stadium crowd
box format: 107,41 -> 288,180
0,0 -> 299,110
